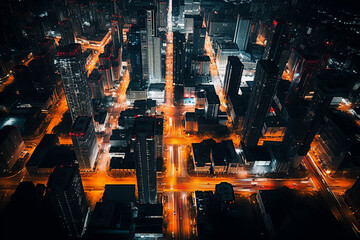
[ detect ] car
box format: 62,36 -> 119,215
173,211 -> 176,215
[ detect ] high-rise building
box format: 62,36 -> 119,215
223,56 -> 244,97
58,19 -> 75,46
0,126 -> 25,171
132,116 -> 157,204
57,44 -> 93,122
140,28 -> 149,82
173,31 -> 186,85
98,64 -> 113,91
145,8 -> 160,84
156,0 -> 167,30
46,165 -> 88,238
243,60 -> 279,148
263,19 -> 289,67
193,26 -> 206,55
128,25 -> 143,83
297,70 -> 354,157
287,55 -> 320,103
233,15 -> 251,51
151,36 -> 162,83
89,69 -> 104,99
111,61 -> 120,81
70,116 -> 99,171
154,117 -> 164,162
111,16 -> 122,48
13,65 -> 36,99
215,42 -> 240,83
283,70 -> 355,167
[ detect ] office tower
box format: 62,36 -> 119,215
156,0 -> 167,30
128,25 -> 143,83
233,15 -> 251,51
154,117 -> 164,162
13,65 -> 36,99
144,8 -> 162,84
89,69 -> 104,99
193,26 -> 206,55
215,42 -> 240,82
287,55 -> 320,103
58,19 -> 75,46
184,15 -> 203,37
151,36 -> 162,83
111,61 -> 120,81
283,70 -> 355,167
111,15 -> 122,48
67,1 -> 83,37
57,44 -> 93,121
140,27 -> 149,83
204,86 -> 220,120
190,56 -> 210,76
146,8 -> 156,80
0,126 -> 25,171
70,116 -> 99,171
98,64 -> 113,91
132,116 -> 157,204
46,165 -> 88,238
297,70 -> 354,157
243,60 -> 279,148
263,19 -> 289,66
173,31 -> 186,85
223,56 -> 244,97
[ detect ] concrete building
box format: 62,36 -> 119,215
70,116 -> 99,171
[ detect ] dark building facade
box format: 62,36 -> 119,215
243,60 -> 279,148
223,56 -> 244,97
132,116 -> 157,204
46,165 -> 88,238
57,44 -> 93,122
70,116 -> 99,171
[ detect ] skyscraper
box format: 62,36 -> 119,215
233,15 -> 251,51
58,19 -> 75,46
140,27 -> 149,82
98,64 -> 113,91
283,70 -> 355,167
46,165 -> 88,238
223,56 -> 244,97
287,55 -> 320,103
145,8 -> 162,84
156,0 -> 167,30
57,44 -> 93,122
154,117 -> 164,162
297,70 -> 354,157
173,31 -> 186,85
128,25 -> 143,83
243,60 -> 279,148
132,116 -> 157,204
70,116 -> 99,171
151,36 -> 162,83
193,25 -> 206,55
111,15 -> 122,48
263,19 -> 289,68
89,69 -> 104,99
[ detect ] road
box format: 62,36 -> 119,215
303,154 -> 360,238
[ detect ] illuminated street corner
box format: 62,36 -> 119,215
1,0 -> 360,240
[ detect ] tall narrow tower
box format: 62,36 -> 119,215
57,44 -> 93,122
242,60 -> 279,148
132,116 -> 157,204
